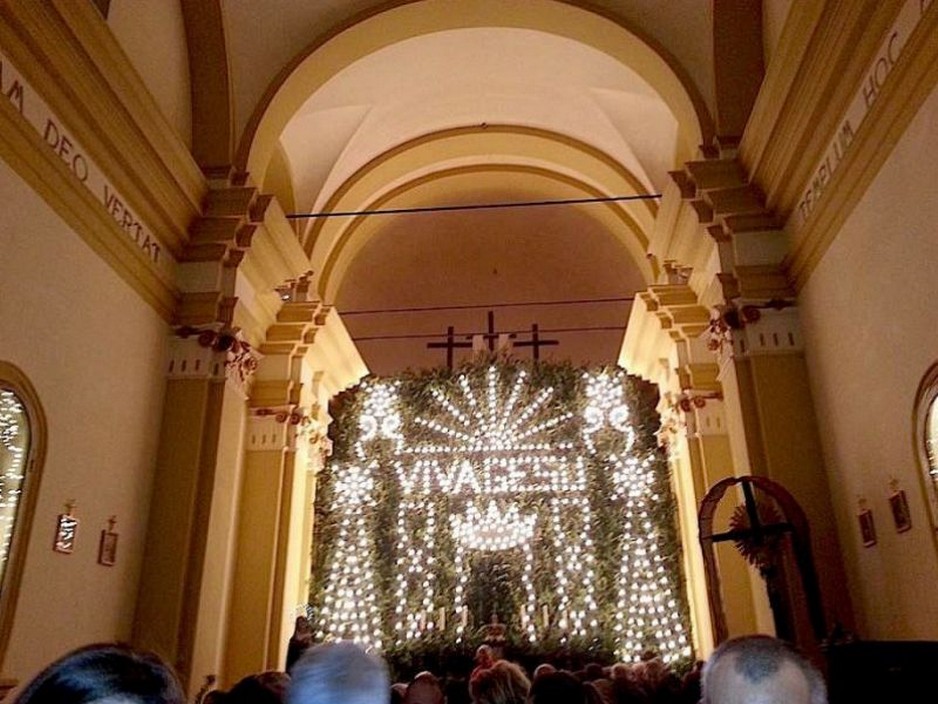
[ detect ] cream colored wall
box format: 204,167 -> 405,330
108,0 -> 192,149
224,0 -> 714,151
799,86 -> 938,638
0,162 -> 168,680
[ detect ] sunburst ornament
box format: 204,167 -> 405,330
729,500 -> 786,570
314,363 -> 692,663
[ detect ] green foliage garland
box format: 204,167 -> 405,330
311,358 -> 692,673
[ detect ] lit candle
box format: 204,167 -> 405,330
439,606 -> 446,631
461,605 -> 468,628
542,604 -> 549,629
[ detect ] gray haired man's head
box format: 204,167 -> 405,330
287,641 -> 389,704
702,635 -> 826,704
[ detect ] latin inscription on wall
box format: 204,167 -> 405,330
0,49 -> 172,274
795,0 -> 934,229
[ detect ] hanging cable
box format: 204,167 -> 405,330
340,295 -> 636,316
352,325 -> 626,342
286,193 -> 661,219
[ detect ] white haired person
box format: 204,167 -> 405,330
702,635 -> 826,704
287,641 -> 389,704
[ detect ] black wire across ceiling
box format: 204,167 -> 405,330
352,325 -> 626,342
285,193 -> 661,219
340,296 -> 636,316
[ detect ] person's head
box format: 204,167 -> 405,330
528,670 -> 585,704
224,671 -> 290,704
701,636 -> 826,704
583,664 -> 604,683
287,641 -> 389,704
391,683 -> 409,704
470,661 -> 529,704
531,664 -> 556,681
404,672 -> 444,704
293,616 -> 312,638
475,646 -> 495,669
15,643 -> 185,704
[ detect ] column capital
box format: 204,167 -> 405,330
247,405 -> 316,453
707,300 -> 803,364
168,325 -> 261,394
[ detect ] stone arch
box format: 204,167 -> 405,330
303,125 -> 661,299
181,0 -> 234,175
235,0 -> 714,180
319,163 -> 656,301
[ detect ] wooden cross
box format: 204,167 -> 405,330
709,482 -> 793,546
427,326 -> 473,369
513,323 -> 559,361
471,311 -> 514,353
708,481 -> 796,642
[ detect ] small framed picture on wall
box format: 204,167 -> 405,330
53,502 -> 78,554
889,486 -> 912,533
98,516 -> 119,566
857,502 -> 877,547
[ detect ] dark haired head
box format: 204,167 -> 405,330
15,643 -> 185,704
529,671 -> 585,704
222,671 -> 289,704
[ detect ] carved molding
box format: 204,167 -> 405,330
168,326 -> 261,394
247,413 -> 294,452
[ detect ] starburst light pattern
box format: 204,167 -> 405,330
315,364 -> 692,664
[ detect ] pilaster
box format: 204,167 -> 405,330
134,179 -> 314,693
224,291 -> 366,685
674,150 -> 855,643
622,278 -> 773,655
133,329 -> 256,687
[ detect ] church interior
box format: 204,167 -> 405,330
1,0 -> 938,698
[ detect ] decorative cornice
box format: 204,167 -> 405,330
176,182 -> 312,344
787,1 -> 938,288
739,1 -> 900,215
0,0 -> 206,254
170,325 -> 261,387
0,91 -> 178,320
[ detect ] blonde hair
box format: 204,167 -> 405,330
470,661 -> 530,704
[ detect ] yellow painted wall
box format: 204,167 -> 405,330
799,86 -> 938,638
0,161 -> 168,680
189,389 -> 247,690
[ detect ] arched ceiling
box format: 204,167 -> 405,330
280,27 -> 679,217
223,0 -> 714,371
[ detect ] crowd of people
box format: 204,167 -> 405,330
9,633 -> 828,704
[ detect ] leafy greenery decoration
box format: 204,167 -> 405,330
311,357 -> 692,674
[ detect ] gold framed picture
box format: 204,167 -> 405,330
53,513 -> 78,554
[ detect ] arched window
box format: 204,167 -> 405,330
0,362 -> 46,666
914,363 -> 938,537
